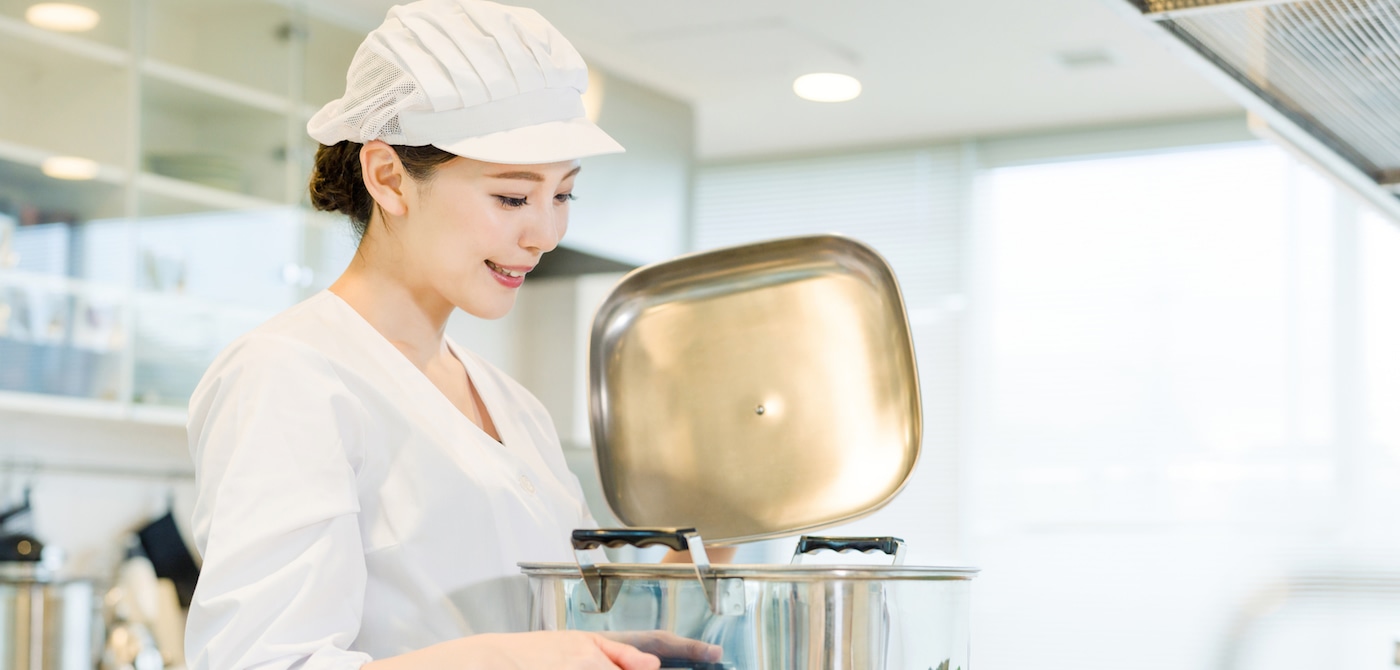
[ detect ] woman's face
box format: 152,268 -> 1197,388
396,156 -> 581,320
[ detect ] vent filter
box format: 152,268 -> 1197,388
1130,0 -> 1400,198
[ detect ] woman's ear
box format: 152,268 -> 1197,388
360,140 -> 409,217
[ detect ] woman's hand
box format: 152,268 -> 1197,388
363,630 -> 660,670
599,631 -> 722,664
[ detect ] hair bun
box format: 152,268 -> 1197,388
308,142 -> 373,235
307,141 -> 456,242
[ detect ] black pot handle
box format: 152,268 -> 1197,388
573,528 -> 736,615
793,536 -> 906,565
572,528 -> 698,553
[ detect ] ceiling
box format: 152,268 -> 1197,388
324,0 -> 1241,160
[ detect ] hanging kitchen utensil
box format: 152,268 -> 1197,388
0,488 -> 32,528
136,510 -> 199,609
0,489 -> 43,564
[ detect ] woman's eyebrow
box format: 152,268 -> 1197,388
485,166 -> 583,182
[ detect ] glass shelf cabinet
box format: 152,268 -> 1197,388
0,0 -> 366,424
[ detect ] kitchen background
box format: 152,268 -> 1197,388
2,0 -> 1399,669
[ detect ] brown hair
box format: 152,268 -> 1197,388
308,141 -> 458,240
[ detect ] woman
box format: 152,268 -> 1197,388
183,1 -> 721,668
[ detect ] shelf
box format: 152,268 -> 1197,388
126,403 -> 187,426
0,269 -> 127,401
146,0 -> 295,99
0,390 -> 127,421
2,267 -> 284,333
0,0 -> 362,424
141,59 -> 321,120
2,266 -> 282,418
142,59 -> 294,116
0,139 -> 290,222
0,147 -> 128,223
0,141 -> 285,220
0,14 -> 129,65
0,140 -> 126,186
0,269 -> 128,303
0,5 -> 352,216
0,391 -> 187,427
0,15 -> 312,128
141,74 -> 293,205
137,172 -> 283,214
0,24 -> 129,168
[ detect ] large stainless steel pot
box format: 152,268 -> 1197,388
534,237 -> 977,669
521,529 -> 974,670
0,565 -> 98,670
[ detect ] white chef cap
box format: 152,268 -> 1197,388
306,0 -> 624,165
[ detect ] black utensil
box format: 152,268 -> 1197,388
0,532 -> 42,562
136,511 -> 200,608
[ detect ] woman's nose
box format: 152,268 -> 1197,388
520,204 -> 564,254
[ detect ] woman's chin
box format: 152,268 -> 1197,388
455,295 -> 517,321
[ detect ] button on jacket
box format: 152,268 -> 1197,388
185,291 -> 593,670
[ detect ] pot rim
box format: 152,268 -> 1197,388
518,562 -> 979,581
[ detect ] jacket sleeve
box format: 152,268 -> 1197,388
185,336 -> 374,670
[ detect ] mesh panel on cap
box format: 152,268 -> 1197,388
339,46 -> 427,143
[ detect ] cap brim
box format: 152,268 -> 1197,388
432,118 -> 624,165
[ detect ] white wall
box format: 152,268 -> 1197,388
561,69 -> 695,265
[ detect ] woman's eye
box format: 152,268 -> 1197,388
555,192 -> 576,204
494,195 -> 529,208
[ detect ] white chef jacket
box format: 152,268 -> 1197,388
184,290 -> 594,670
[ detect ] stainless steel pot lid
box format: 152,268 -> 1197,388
588,235 -> 922,544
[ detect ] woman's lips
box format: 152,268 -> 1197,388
485,259 -> 530,288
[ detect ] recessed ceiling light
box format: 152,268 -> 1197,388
41,156 -> 100,180
25,3 -> 100,32
793,73 -> 862,103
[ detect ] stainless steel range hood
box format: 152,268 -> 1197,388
1117,0 -> 1400,221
